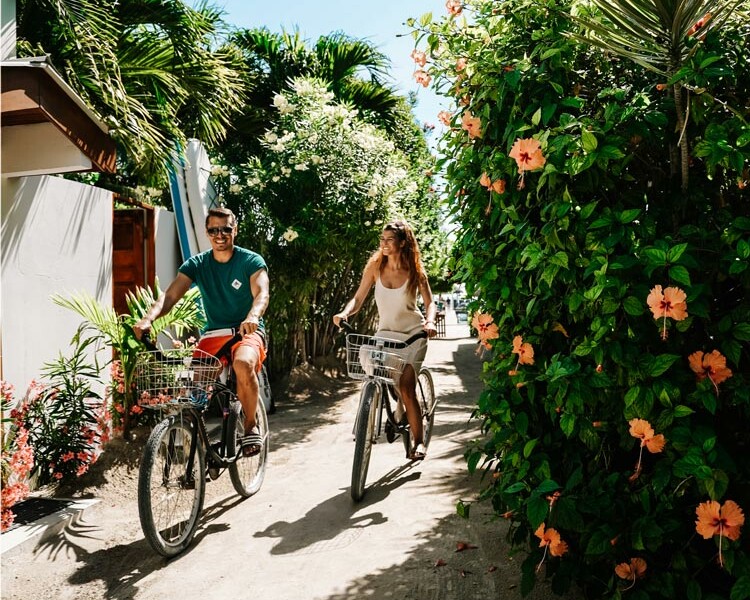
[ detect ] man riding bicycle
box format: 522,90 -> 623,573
134,207 -> 269,457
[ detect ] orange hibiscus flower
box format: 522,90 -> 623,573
461,111 -> 482,139
534,523 -> 568,571
688,350 -> 732,396
437,111 -> 452,126
628,419 -> 666,453
646,285 -> 688,340
413,69 -> 431,87
696,500 -> 745,541
512,335 -> 535,366
446,0 -> 462,16
695,499 -> 745,567
628,418 -> 666,481
615,558 -> 647,590
410,49 -> 427,67
509,138 -> 546,189
471,313 -> 499,345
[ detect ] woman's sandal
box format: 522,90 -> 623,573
410,442 -> 427,461
240,426 -> 263,457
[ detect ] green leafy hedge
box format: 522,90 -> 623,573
410,0 -> 749,597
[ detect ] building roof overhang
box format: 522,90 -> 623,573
1,56 -> 117,177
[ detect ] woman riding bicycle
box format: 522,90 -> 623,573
333,220 -> 437,460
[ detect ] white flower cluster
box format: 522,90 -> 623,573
273,93 -> 295,115
210,164 -> 230,177
282,228 -> 299,242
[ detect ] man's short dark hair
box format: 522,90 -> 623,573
206,207 -> 236,228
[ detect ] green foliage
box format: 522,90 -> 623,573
411,0 -> 749,597
14,331 -> 106,487
211,77 -> 448,377
53,284 -> 204,433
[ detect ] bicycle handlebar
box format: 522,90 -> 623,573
339,318 -> 428,349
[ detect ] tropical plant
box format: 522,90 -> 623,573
231,27 -> 399,135
410,0 -> 749,597
15,0 -> 244,188
569,0 -> 744,192
11,331 -> 108,488
53,284 -> 204,434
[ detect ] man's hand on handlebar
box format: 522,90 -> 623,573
133,318 -> 152,341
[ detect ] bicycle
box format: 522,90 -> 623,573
341,322 -> 436,502
133,333 -> 270,557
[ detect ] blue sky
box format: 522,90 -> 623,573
211,0 -> 448,130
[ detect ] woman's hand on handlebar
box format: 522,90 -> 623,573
332,313 -> 348,328
423,320 -> 438,339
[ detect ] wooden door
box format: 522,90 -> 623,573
113,208 -> 154,315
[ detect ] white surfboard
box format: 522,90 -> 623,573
168,148 -> 200,261
184,139 -> 217,253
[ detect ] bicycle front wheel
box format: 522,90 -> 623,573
228,399 -> 269,497
417,369 -> 436,450
138,414 -> 206,557
351,382 -> 380,502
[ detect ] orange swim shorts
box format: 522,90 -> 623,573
195,331 -> 267,373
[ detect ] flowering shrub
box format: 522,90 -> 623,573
1,382 -> 35,532
211,77 -> 447,376
13,336 -> 109,487
411,0 -> 749,597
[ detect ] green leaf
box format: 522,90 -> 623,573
456,499 -> 471,519
686,579 -> 701,600
581,129 -> 598,152
560,412 -> 576,437
730,576 -> 750,600
504,482 -> 527,494
642,248 -> 667,264
737,239 -> 750,259
733,323 -> 750,341
668,265 -> 691,286
623,296 -> 645,316
618,208 -> 640,224
673,405 -> 695,418
523,438 -> 539,458
667,243 -> 688,262
526,496 -> 549,528
534,479 -> 560,494
648,354 -> 680,377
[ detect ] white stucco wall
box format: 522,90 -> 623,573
1,175 -> 113,392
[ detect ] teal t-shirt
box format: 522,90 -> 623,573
179,247 -> 267,332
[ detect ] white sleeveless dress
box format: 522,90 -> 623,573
371,276 -> 428,376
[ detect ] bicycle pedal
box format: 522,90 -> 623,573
206,465 -> 221,480
384,421 -> 399,443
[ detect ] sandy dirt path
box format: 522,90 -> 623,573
2,323 -> 573,600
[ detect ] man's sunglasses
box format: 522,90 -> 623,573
207,226 -> 234,237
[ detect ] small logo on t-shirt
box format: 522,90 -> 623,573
231,279 -> 242,290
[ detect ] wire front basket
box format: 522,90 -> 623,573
345,334 -> 407,384
134,349 -> 223,409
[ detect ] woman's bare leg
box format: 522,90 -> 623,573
399,365 -> 422,448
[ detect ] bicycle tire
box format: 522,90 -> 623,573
417,369 -> 436,449
351,382 -> 379,502
228,399 -> 269,497
138,414 -> 206,557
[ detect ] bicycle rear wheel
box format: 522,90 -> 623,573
351,382 -> 380,502
228,399 -> 269,497
417,369 -> 436,449
138,414 -> 205,557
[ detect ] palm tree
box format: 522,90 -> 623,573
15,0 -> 244,187
569,0 -> 743,192
226,27 -> 401,149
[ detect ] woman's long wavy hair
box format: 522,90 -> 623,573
367,220 -> 425,295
